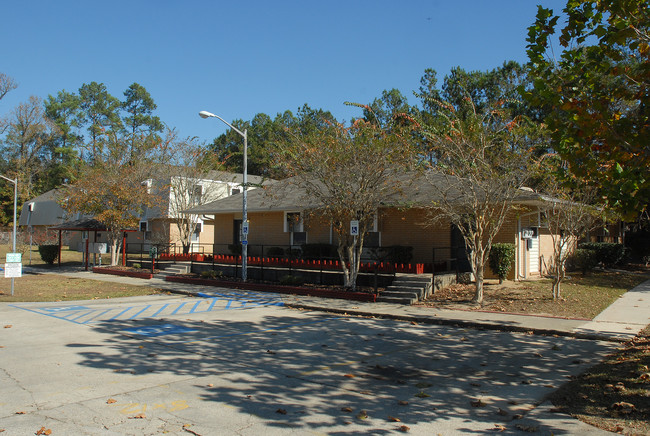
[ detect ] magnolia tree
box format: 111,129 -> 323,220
272,112 -> 417,289
422,97 -> 535,304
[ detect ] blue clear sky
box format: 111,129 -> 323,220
1,0 -> 566,144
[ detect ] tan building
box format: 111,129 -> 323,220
187,173 -> 569,281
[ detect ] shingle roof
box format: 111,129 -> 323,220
185,171 -> 549,215
18,189 -> 67,226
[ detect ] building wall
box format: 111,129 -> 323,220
379,208 -> 450,263
206,206 -> 558,284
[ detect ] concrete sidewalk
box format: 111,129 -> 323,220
25,266 -> 650,342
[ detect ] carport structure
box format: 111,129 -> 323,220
49,218 -> 136,269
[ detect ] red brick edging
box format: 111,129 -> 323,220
164,275 -> 376,302
92,267 -> 154,279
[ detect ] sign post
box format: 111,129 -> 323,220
149,246 -> 157,274
350,221 -> 359,292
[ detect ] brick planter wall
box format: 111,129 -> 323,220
164,275 -> 376,302
93,267 -> 153,279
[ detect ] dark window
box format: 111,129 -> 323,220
233,219 -> 242,244
286,212 -> 301,232
292,231 -> 307,246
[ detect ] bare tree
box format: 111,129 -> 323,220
422,98 -> 535,304
164,137 -> 231,254
0,73 -> 17,102
1,96 -> 60,200
273,113 -> 417,289
537,158 -> 604,299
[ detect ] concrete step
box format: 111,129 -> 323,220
385,286 -> 426,299
382,290 -> 420,298
393,276 -> 432,284
163,264 -> 190,275
377,295 -> 417,305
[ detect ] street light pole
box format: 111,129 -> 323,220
199,111 -> 248,281
0,174 -> 18,296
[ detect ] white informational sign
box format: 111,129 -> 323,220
242,221 -> 249,235
91,243 -> 108,254
522,228 -> 535,239
4,263 -> 22,278
6,253 -> 21,263
350,220 -> 359,236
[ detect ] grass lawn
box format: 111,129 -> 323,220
416,270 -> 649,320
1,244 -> 85,268
0,273 -> 160,302
1,243 -> 159,302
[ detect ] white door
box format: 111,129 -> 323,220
529,229 -> 539,275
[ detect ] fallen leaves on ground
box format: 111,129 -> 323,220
493,424 -> 507,432
388,416 -> 401,422
610,402 -> 636,414
470,399 -> 487,407
414,391 -> 430,398
398,400 -> 409,406
35,427 -> 51,435
129,413 -> 146,419
356,410 -> 368,420
182,424 -> 202,436
106,398 -> 117,404
341,407 -> 353,413
3,325 -> 11,329
398,425 -> 410,432
276,408 -> 287,415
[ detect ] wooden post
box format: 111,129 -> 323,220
58,230 -> 62,267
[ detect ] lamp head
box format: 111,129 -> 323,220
199,111 -> 215,119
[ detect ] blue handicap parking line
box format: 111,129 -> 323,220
9,291 -> 285,325
42,305 -> 91,312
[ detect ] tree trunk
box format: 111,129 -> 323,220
110,239 -> 119,266
472,248 -> 485,304
473,264 -> 484,304
552,260 -> 565,300
182,242 -> 190,254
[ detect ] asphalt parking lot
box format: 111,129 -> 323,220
1,290 -> 616,435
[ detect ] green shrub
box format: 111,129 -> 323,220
566,248 -> 598,275
132,263 -> 142,269
488,243 -> 515,283
228,244 -> 242,255
370,245 -> 414,264
301,243 -> 337,259
37,244 -> 59,265
285,248 -> 301,258
279,275 -> 304,286
200,269 -> 222,279
579,242 -> 627,267
266,247 -> 285,257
